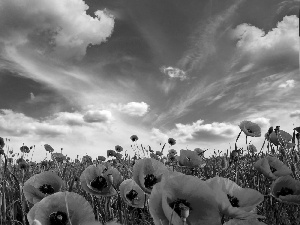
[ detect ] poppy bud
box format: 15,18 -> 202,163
268,127 -> 273,135
296,133 -> 300,140
0,149 -> 4,155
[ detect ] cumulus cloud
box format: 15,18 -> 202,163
160,66 -> 187,81
231,15 -> 299,68
51,112 -> 85,126
111,102 -> 149,117
0,109 -> 70,137
290,110 -> 300,118
278,79 -> 295,88
83,110 -> 113,123
0,0 -> 115,61
151,119 -> 239,144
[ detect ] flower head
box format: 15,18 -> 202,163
98,156 -> 106,161
107,150 -> 116,157
44,144 -> 54,153
27,192 -> 97,225
80,164 -> 122,197
115,145 -> 123,152
133,158 -> 171,195
130,135 -> 139,142
268,130 -> 292,146
23,171 -> 65,204
248,144 -> 257,154
205,177 -> 264,220
194,148 -> 206,157
239,121 -> 261,137
178,149 -> 206,168
51,153 -> 66,163
149,174 -> 222,225
253,156 -> 292,180
119,179 -> 147,208
168,138 -> 176,146
270,175 -> 300,205
0,137 -> 5,148
20,145 -> 30,153
168,149 -> 177,155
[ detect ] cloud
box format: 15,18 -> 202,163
0,109 -> 70,137
278,79 -> 295,88
111,102 -> 149,117
231,15 -> 299,68
290,110 -> 300,118
179,0 -> 244,72
30,92 -> 35,100
0,0 -> 115,61
160,66 -> 187,81
83,110 -> 113,123
51,112 -> 85,126
151,119 -> 239,144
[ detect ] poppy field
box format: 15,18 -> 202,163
0,121 -> 300,225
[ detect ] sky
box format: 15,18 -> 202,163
0,0 -> 299,162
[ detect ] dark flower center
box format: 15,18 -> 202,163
49,211 -> 68,225
227,194 -> 239,207
144,174 -> 158,189
247,129 -> 253,133
39,184 -> 55,195
90,176 -> 108,191
126,189 -> 138,201
169,199 -> 192,217
277,187 -> 294,197
186,157 -> 191,161
270,166 -> 277,173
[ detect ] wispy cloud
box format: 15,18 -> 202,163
278,79 -> 295,88
160,66 -> 187,81
290,110 -> 300,118
111,102 -> 150,117
179,0 -> 245,72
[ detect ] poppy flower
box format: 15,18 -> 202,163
80,164 -> 123,197
119,179 -> 146,208
168,149 -> 177,155
82,155 -> 93,164
150,153 -> 160,160
205,176 -> 264,220
133,158 -> 173,195
248,144 -> 257,154
224,219 -> 267,225
168,138 -> 176,146
27,191 -> 98,225
156,151 -> 163,156
107,150 -> 116,157
23,171 -> 65,204
267,130 -> 292,146
115,153 -> 122,159
51,153 -> 66,163
20,146 -> 30,153
98,156 -> 106,161
194,148 -> 206,157
294,127 -> 300,133
44,144 -> 54,153
130,135 -> 139,142
149,174 -> 222,225
253,156 -> 292,180
270,175 -> 300,205
0,137 -> 4,148
178,150 -> 206,168
239,121 -> 261,137
115,145 -> 123,152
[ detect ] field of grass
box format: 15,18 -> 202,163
0,123 -> 299,225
